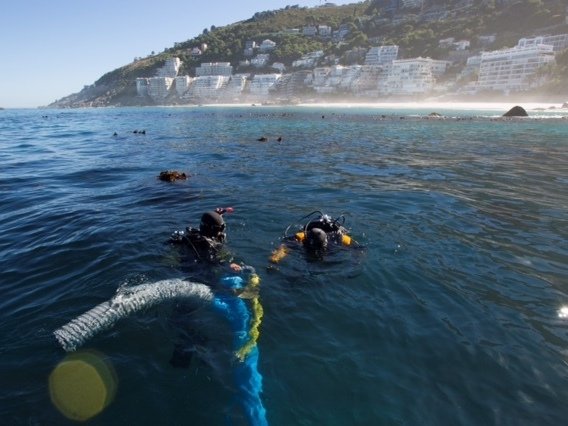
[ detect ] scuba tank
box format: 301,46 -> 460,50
270,211 -> 355,264
293,211 -> 352,247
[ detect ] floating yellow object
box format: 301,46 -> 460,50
49,351 -> 117,422
341,234 -> 352,246
269,244 -> 288,263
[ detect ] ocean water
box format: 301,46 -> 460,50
1,105 -> 567,425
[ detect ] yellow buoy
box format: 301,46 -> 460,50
341,234 -> 352,246
49,350 -> 117,422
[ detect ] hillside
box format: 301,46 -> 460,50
49,0 -> 568,107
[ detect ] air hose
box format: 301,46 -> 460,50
53,277 -> 267,426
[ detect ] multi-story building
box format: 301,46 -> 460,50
223,74 -> 248,100
379,58 -> 436,95
195,62 -> 233,77
147,77 -> 174,100
156,57 -> 182,78
175,76 -> 193,96
318,25 -> 332,37
312,67 -> 331,88
249,74 -> 281,97
251,54 -> 270,68
429,59 -> 451,77
478,35 -> 496,46
259,39 -> 277,53
332,24 -> 350,42
352,65 -> 384,97
364,45 -> 399,65
135,78 -> 148,97
303,26 -> 317,37
477,44 -> 555,92
186,75 -> 230,99
293,51 -> 324,68
272,62 -> 286,73
517,34 -> 568,52
459,55 -> 482,78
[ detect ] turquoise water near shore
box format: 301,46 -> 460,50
1,105 -> 567,425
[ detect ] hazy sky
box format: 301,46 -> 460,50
1,0 -> 358,108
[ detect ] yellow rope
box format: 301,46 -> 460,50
236,274 -> 264,361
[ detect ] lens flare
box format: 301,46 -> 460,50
49,350 -> 117,421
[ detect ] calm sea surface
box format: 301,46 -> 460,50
1,105 -> 567,425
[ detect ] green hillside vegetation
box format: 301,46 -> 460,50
51,0 -> 568,107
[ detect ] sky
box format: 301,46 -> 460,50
0,0 -> 358,108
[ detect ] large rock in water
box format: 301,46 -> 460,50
503,106 -> 528,117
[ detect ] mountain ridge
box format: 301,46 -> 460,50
49,0 -> 568,108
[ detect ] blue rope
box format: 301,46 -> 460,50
212,276 -> 267,426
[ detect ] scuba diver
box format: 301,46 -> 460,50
168,206 -> 257,362
169,207 -> 254,275
269,210 -> 360,264
170,207 -> 232,264
167,207 -> 267,424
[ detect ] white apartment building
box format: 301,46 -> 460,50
147,77 -> 174,100
517,34 -> 568,52
318,25 -> 332,37
303,26 -> 317,37
175,76 -> 193,96
338,65 -> 363,90
249,74 -> 281,97
365,45 -> 399,66
156,57 -> 182,78
454,40 -> 471,51
195,62 -> 233,76
379,58 -> 436,95
429,59 -> 451,77
223,74 -> 248,99
293,51 -> 324,68
187,75 -> 230,99
135,78 -> 148,97
478,35 -> 496,46
312,67 -> 331,87
259,39 -> 277,52
477,44 -> 555,92
272,62 -> 286,73
352,65 -> 384,96
459,55 -> 482,79
251,54 -> 270,68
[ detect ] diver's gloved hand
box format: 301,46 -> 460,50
230,263 -> 256,276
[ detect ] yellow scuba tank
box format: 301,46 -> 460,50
341,234 -> 352,246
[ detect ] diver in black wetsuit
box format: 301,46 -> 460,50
168,207 -> 257,367
269,210 -> 361,264
170,208 -> 229,264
